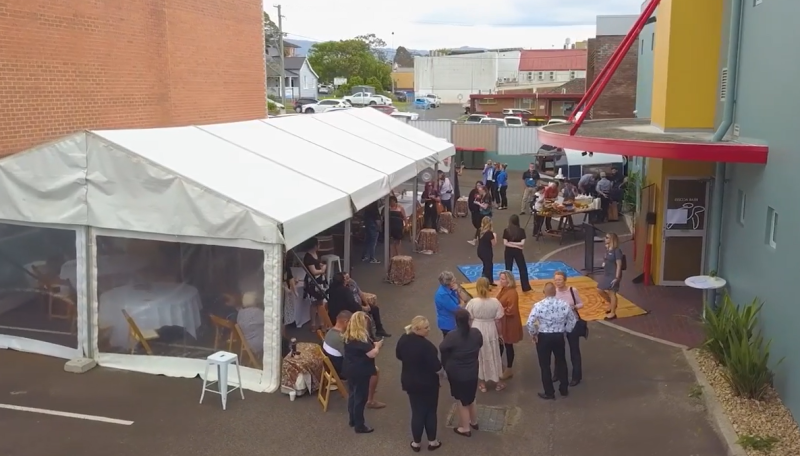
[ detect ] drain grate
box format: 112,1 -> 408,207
445,404 -> 511,433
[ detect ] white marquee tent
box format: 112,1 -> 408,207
0,107 -> 454,392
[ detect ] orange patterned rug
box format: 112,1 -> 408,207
460,276 -> 647,321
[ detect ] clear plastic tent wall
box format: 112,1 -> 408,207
0,112 -> 455,393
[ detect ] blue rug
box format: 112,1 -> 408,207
456,261 -> 582,283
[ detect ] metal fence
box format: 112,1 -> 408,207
404,122 -> 541,155
407,120 -> 453,142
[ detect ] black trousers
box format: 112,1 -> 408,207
566,329 -> 583,381
536,332 -> 568,396
423,205 -> 438,229
347,375 -> 371,428
471,212 -> 482,239
486,181 -> 497,203
367,304 -> 385,332
499,186 -> 508,207
498,342 -> 515,368
504,248 -> 531,291
478,250 -> 494,284
441,329 -> 450,337
442,199 -> 452,213
408,390 -> 439,443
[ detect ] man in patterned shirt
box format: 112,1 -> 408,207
526,283 -> 577,400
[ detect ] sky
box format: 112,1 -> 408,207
277,0 -> 645,50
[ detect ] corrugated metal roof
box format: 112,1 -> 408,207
518,49 -> 588,71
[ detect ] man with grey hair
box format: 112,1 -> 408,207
526,282 -> 576,400
434,271 -> 462,336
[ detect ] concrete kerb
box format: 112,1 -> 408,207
537,233 -> 746,456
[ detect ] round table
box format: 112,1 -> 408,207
59,255 -> 147,289
98,282 -> 202,350
685,275 -> 727,319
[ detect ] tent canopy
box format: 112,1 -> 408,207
0,108 -> 455,248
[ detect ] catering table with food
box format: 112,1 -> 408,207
280,342 -> 324,397
535,195 -> 601,244
98,282 -> 203,350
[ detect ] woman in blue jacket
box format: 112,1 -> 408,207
496,164 -> 509,210
434,271 -> 462,337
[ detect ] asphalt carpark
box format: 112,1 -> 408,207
0,173 -> 728,456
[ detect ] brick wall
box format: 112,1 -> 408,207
0,0 -> 266,157
588,35 -> 639,119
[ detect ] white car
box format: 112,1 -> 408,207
479,117 -> 507,126
504,116 -> 525,127
436,119 -> 457,124
373,94 -> 394,105
343,92 -> 385,106
302,99 -> 348,114
424,94 -> 442,107
502,109 -> 531,117
318,86 -> 331,94
390,111 -> 420,121
546,111 -> 584,125
464,114 -> 488,124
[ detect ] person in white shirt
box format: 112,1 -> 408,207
553,271 -> 584,386
437,170 -> 454,213
526,283 -> 577,400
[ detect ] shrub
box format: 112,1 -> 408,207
722,328 -> 780,401
702,294 -> 760,366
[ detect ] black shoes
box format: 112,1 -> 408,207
355,426 -> 374,434
569,380 -> 581,387
376,329 -> 392,338
537,392 -> 556,400
560,389 -> 569,397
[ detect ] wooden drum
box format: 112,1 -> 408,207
455,197 -> 469,217
418,228 -> 439,254
388,256 -> 415,286
439,212 -> 455,234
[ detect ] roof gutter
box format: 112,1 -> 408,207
706,0 -> 744,306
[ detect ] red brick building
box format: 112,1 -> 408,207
0,0 -> 266,157
586,19 -> 639,119
469,79 -> 586,122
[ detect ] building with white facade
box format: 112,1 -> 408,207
516,49 -> 587,89
414,50 -> 522,104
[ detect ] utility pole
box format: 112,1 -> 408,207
275,4 -> 286,107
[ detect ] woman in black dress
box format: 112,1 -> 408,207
421,182 -> 441,230
467,182 -> 484,245
476,216 -> 496,286
502,215 -> 531,292
396,316 -> 443,452
343,311 -> 384,434
440,309 -> 482,437
388,196 -> 406,257
303,238 -> 328,331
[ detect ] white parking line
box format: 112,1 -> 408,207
0,403 -> 134,425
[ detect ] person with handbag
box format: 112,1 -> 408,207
553,271 -> 585,386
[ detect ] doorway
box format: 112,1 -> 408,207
660,177 -> 710,286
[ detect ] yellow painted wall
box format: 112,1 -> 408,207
392,72 -> 413,90
651,0 -> 723,131
648,160 -> 715,284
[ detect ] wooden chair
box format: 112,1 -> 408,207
121,309 -> 159,355
233,323 -> 262,369
317,345 -> 348,412
209,314 -> 239,352
318,303 -> 333,330
31,264 -> 70,321
316,329 -> 326,343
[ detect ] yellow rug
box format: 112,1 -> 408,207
460,276 -> 647,321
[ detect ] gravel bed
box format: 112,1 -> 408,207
695,349 -> 800,455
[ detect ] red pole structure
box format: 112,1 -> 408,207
568,0 -> 661,131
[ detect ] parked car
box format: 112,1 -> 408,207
390,111 -> 419,121
318,85 -> 331,94
413,98 -> 432,110
302,99 -> 349,114
294,97 -> 319,113
394,91 -> 408,102
373,94 -> 394,105
436,119 -> 458,124
464,114 -> 488,124
343,92 -> 385,106
502,109 -> 531,117
504,116 -> 525,127
370,104 -> 398,115
479,117 -> 507,126
424,94 -> 442,108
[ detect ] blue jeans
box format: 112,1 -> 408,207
362,222 -> 378,260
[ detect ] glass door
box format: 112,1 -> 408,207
660,178 -> 709,285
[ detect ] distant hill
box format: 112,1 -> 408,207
285,38 -> 429,62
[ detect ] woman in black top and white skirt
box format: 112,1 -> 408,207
476,217 -> 496,286
502,215 -> 531,292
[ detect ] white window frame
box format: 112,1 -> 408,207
537,72 -> 544,81
549,71 -> 555,81
737,190 -> 746,226
767,207 -> 778,248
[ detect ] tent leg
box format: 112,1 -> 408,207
384,194 -> 391,275
344,219 -> 351,273
412,177 -> 418,251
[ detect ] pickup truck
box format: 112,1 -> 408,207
343,92 -> 385,106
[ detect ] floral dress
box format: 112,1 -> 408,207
466,297 -> 504,382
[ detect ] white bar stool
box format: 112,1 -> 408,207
199,351 -> 244,410
321,254 -> 342,282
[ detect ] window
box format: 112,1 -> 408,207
736,190 -> 746,226
766,206 -> 778,248
549,71 -> 555,81
537,72 -> 544,81
477,98 -> 497,105
527,72 -> 533,81
569,71 -> 576,80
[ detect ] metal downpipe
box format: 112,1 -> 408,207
707,0 -> 744,306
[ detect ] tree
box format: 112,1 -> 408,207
307,38 -> 392,91
394,46 -> 414,68
431,48 -> 452,56
365,76 -> 383,92
356,33 -> 388,62
263,12 -> 282,51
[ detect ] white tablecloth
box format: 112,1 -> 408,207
286,267 -> 312,328
59,255 -> 147,289
98,282 -> 203,349
396,195 -> 417,217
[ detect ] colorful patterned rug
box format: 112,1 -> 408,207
456,260 -> 582,283
460,276 -> 647,321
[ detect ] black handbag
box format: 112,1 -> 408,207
569,288 -> 589,339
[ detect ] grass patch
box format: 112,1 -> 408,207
688,384 -> 703,399
737,434 -> 779,452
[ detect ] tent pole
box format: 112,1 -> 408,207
384,194 -> 390,275
344,218 -> 352,273
412,176 -> 418,251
